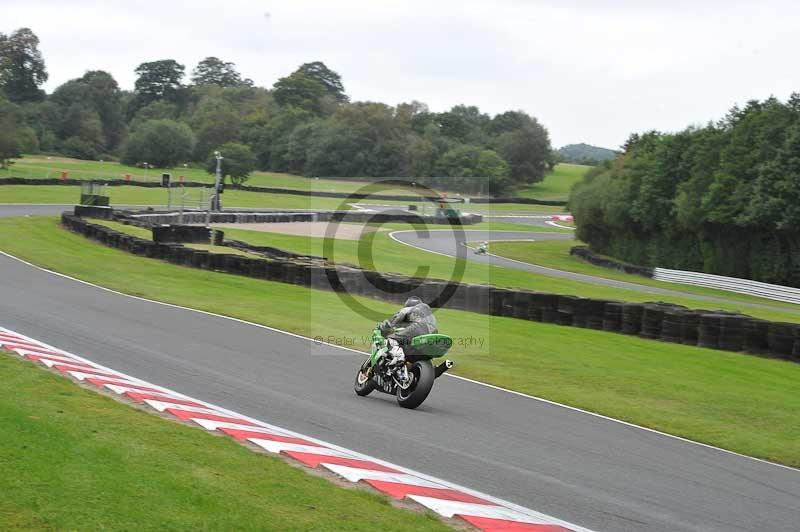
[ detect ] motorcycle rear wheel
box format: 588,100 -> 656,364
354,361 -> 376,396
396,359 -> 435,409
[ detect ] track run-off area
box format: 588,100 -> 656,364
1,205 -> 800,531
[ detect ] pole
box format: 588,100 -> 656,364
213,150 -> 223,211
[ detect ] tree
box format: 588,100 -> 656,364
272,72 -> 327,114
437,105 -> 490,145
206,142 -> 256,185
131,59 -> 185,113
0,128 -> 20,168
495,121 -> 553,184
0,28 -> 48,102
50,70 -> 125,154
120,119 -> 195,167
189,96 -> 242,160
295,61 -> 348,103
191,57 -> 251,87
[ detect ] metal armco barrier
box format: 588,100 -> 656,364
654,268 -> 800,305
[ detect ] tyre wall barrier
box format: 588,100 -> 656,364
152,225 -> 214,244
123,210 -> 483,226
570,246 -> 654,277
1,176 -> 563,205
61,211 -> 800,363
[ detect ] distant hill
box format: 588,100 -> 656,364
557,143 -> 618,165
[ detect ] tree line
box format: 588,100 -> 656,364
0,27 -> 554,194
570,95 -> 800,286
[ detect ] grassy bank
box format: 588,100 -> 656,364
514,163 -> 589,200
0,352 -> 449,531
2,216 -> 800,466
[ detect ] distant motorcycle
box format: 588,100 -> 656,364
474,242 -> 489,255
354,324 -> 454,409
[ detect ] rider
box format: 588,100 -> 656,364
381,296 -> 438,365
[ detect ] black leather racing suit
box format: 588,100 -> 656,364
386,303 -> 438,347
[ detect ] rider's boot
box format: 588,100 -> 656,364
386,338 -> 405,366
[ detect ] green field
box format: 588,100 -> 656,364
1,216 -> 799,466
7,155 -> 586,203
513,163 -> 589,200
0,353 -> 449,531
7,154 -> 388,193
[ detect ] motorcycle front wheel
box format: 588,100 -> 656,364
354,360 -> 376,396
396,359 -> 435,409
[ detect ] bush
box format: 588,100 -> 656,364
205,141 -> 256,185
121,119 -> 195,167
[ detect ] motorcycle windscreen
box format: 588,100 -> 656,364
410,334 -> 453,358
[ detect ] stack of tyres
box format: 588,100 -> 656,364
718,315 -> 750,352
743,319 -> 769,354
698,314 -> 724,349
620,304 -> 644,335
660,309 -> 687,343
584,299 -> 607,330
681,312 -> 701,345
556,295 -> 578,326
767,322 -> 798,359
570,298 -> 591,328
468,285 -> 492,315
534,293 -> 559,323
489,289 -> 509,316
639,304 -> 666,340
602,302 -> 623,332
513,290 -> 535,320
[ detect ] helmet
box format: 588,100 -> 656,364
404,296 -> 422,307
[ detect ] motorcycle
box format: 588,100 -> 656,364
474,242 -> 488,255
354,324 -> 454,409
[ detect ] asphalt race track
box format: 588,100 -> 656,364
2,217 -> 800,530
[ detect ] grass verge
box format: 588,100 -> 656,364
1,217 -> 800,466
0,352 -> 449,531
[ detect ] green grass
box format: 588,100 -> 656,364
0,352 -> 449,531
8,154 -> 585,202
7,154 -> 393,193
218,226 -> 800,323
2,217 -> 800,466
513,164 -> 589,200
0,185 -> 351,210
483,240 -> 800,313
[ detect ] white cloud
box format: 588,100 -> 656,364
5,0 -> 800,148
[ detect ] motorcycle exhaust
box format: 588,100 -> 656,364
435,359 -> 454,379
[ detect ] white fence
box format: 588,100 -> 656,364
653,268 -> 800,305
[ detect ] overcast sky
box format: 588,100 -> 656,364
5,0 -> 800,149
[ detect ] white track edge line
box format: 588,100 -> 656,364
2,249 -> 798,474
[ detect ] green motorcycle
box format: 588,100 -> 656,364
354,324 -> 454,409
